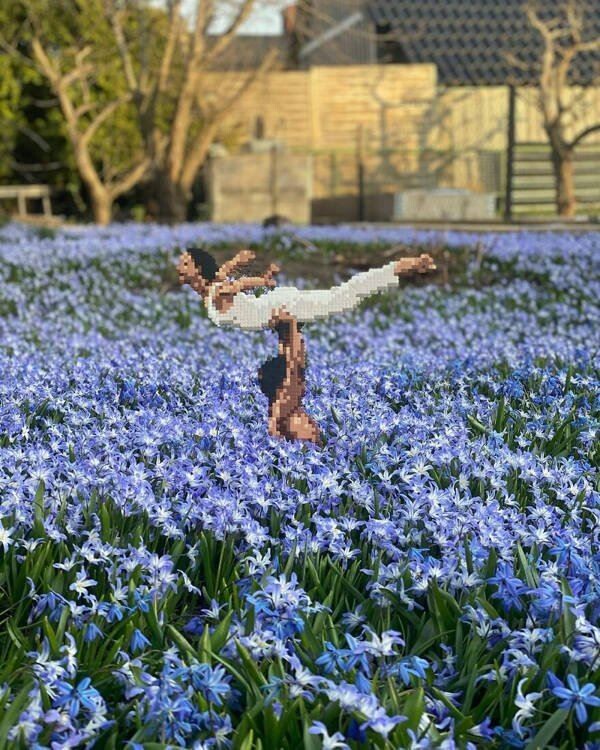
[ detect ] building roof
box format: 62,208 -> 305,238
367,0 -> 600,85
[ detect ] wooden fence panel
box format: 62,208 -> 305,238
511,143 -> 600,215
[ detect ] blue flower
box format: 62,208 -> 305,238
393,655 -> 429,685
54,677 -> 102,719
84,622 -> 103,642
308,721 -> 350,749
188,664 -> 231,706
550,673 -> 600,725
130,628 -> 151,654
360,707 -> 406,738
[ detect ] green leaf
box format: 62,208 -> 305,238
0,684 -> 34,749
467,414 -> 488,435
199,625 -> 211,663
210,610 -> 233,653
428,582 -> 461,634
525,708 -> 569,750
166,624 -> 197,658
144,601 -> 164,648
403,686 -> 424,730
235,640 -> 268,688
5,620 -> 27,652
42,616 -> 59,654
237,729 -> 255,750
55,605 -> 70,645
516,544 -> 538,588
303,720 -> 321,750
32,481 -> 46,538
493,396 -> 507,432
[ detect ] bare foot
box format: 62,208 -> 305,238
394,253 -> 436,276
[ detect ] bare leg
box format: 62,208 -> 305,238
258,309 -> 321,446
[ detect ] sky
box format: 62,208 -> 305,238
182,0 -> 291,35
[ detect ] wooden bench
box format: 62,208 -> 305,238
0,184 -> 53,218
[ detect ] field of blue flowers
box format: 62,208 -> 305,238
0,221 -> 598,750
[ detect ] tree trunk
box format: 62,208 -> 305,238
548,134 -> 577,218
554,151 -> 576,218
73,144 -> 114,225
155,171 -> 188,223
90,190 -> 113,225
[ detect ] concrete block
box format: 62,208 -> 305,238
208,151 -> 312,224
393,189 -> 497,220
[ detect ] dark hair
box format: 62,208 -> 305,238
187,246 -> 218,282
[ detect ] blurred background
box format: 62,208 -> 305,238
0,0 -> 599,226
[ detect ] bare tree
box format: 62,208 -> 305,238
518,1 -> 600,217
105,0 -> 279,222
23,12 -> 151,225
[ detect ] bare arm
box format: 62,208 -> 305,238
210,263 -> 280,312
214,249 -> 257,282
178,247 -> 279,309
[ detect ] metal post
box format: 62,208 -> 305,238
270,144 -> 279,218
504,84 -> 516,221
357,125 -> 365,221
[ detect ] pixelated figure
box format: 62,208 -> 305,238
178,246 -> 436,446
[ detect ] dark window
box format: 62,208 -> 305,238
375,22 -> 408,63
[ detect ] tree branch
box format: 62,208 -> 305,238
504,51 -> 533,73
74,102 -> 98,119
157,0 -> 182,94
62,63 -> 95,89
204,0 -> 257,66
81,94 -> 132,145
143,0 -> 182,133
109,156 -> 152,199
201,47 -> 279,123
570,122 -> 600,148
103,0 -> 138,92
180,47 -> 278,190
30,36 -> 79,131
565,1 -> 582,42
525,4 -> 564,42
574,38 -> 600,53
167,0 -> 216,180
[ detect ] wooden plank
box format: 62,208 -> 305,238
513,196 -> 600,206
514,165 -> 600,176
514,153 -> 600,163
0,184 -> 51,199
514,180 -> 600,190
517,140 -> 600,148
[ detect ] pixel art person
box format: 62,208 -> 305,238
178,246 -> 436,446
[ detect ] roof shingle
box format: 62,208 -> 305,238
367,0 -> 600,85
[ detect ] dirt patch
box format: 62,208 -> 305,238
175,238 -> 474,290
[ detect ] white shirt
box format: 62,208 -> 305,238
205,261 -> 399,331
